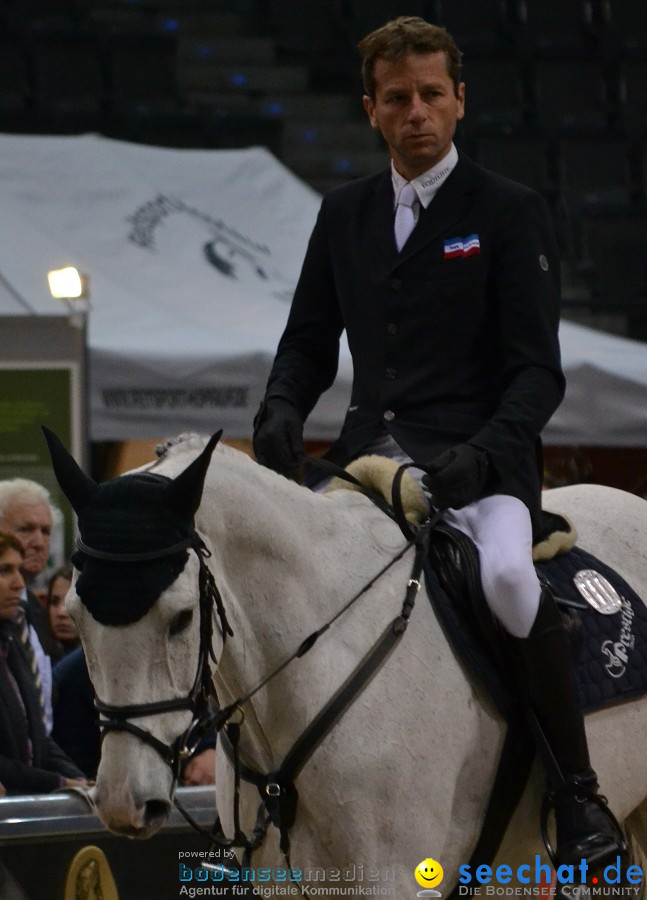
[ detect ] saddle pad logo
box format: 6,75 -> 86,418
573,569 -> 622,614
443,234 -> 481,259
601,598 -> 636,678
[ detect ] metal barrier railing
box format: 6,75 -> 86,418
0,787 -> 239,900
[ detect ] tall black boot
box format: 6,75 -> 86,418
509,589 -> 626,868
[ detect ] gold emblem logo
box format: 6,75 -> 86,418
64,845 -> 119,900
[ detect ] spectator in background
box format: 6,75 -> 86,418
48,564 -> 96,777
0,478 -> 60,732
46,563 -> 80,662
181,739 -> 215,787
0,531 -> 88,793
52,646 -> 100,779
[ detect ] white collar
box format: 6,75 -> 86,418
391,144 -> 459,209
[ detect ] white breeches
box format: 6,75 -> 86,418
357,433 -> 542,638
443,496 -> 541,638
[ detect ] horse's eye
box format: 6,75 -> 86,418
169,609 -> 193,637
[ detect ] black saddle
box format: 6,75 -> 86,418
426,523 -> 647,894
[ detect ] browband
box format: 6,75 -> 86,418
75,535 -> 196,563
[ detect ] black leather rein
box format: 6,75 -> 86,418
194,464 -> 436,875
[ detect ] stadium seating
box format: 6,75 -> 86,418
0,0 -> 645,337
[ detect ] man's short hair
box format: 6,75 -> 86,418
0,478 -> 54,519
358,16 -> 463,99
0,530 -> 25,557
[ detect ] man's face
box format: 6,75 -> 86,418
363,51 -> 465,181
0,501 -> 52,581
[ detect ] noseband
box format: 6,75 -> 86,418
76,532 -> 233,782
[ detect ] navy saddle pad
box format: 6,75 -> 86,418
424,543 -> 647,718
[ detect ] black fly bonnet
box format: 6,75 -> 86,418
43,428 -> 222,627
72,472 -> 194,626
42,428 -> 230,777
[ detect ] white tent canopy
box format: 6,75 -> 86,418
0,132 -> 645,446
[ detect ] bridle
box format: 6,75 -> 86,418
78,460 -> 434,883
76,533 -> 233,785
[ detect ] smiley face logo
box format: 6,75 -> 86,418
415,857 -> 444,895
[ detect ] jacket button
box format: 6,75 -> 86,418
390,278 -> 402,290
385,368 -> 397,379
386,322 -> 398,335
383,409 -> 395,422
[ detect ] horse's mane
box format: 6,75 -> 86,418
155,432 -> 211,460
150,440 -> 573,560
154,437 -> 429,526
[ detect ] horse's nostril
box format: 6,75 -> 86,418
144,799 -> 171,827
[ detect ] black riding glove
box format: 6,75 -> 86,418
253,397 -> 304,476
422,444 -> 489,510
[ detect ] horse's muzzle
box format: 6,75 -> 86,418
93,784 -> 172,838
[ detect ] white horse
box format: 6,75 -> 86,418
45,431 -> 647,896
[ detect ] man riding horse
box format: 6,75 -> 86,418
253,16 -> 624,868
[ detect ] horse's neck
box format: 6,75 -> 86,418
193,443 -> 401,601
188,445 -> 414,761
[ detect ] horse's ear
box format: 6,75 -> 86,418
165,431 -> 222,521
42,426 -> 98,514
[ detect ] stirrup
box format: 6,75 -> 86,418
540,779 -> 628,870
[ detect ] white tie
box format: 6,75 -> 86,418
394,182 -> 418,252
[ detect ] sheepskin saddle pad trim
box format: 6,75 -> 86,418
326,455 -> 577,561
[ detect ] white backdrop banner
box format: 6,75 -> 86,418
0,133 -> 645,445
0,133 -> 346,440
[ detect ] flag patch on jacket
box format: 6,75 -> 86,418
443,234 -> 481,258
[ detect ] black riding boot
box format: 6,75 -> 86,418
509,589 -> 625,868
